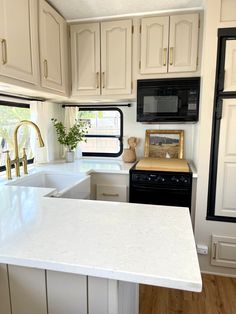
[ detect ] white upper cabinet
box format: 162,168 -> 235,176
224,40 -> 236,91
140,16 -> 169,74
140,13 -> 199,74
71,19 -> 132,97
39,0 -> 67,94
0,0 -> 39,84
169,14 -> 199,72
71,23 -> 100,96
101,19 -> 132,95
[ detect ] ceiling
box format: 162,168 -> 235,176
48,0 -> 204,21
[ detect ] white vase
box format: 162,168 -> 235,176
65,150 -> 75,163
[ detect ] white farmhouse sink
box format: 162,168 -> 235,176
6,171 -> 90,199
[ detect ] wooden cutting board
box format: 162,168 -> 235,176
135,158 -> 190,172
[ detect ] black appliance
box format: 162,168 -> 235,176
137,77 -> 200,123
129,166 -> 192,210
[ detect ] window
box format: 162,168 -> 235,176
0,101 -> 33,172
77,108 -> 123,157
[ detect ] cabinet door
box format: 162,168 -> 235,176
47,270 -> 87,314
88,277 -> 118,314
96,184 -> 127,202
169,14 -> 199,72
140,16 -> 169,74
0,264 -> 11,314
0,0 -> 39,84
8,265 -> 47,314
215,99 -> 236,218
101,19 -> 132,95
39,0 -> 67,93
71,23 -> 100,96
224,40 -> 236,91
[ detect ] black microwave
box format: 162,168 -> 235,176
137,77 -> 200,123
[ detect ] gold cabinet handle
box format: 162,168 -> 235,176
169,47 -> 174,66
43,59 -> 48,78
102,72 -> 105,89
163,48 -> 167,66
102,193 -> 119,197
1,39 -> 7,65
96,72 -> 100,89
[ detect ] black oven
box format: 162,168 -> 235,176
137,77 -> 200,123
129,167 -> 192,211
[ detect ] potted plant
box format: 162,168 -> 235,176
52,118 -> 87,162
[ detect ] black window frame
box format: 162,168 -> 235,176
78,107 -> 123,158
0,100 -> 34,172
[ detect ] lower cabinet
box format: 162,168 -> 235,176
91,173 -> 129,202
0,264 -> 138,314
0,264 -> 11,314
8,265 -> 47,314
47,270 -> 87,314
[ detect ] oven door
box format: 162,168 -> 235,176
130,185 -> 192,209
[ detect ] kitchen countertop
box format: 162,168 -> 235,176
0,158 -> 197,185
0,183 -> 201,292
0,157 -> 201,292
37,157 -> 198,177
37,158 -> 134,175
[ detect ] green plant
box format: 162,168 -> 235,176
52,118 -> 87,151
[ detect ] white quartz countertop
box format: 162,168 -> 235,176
37,157 -> 197,177
0,158 -> 197,185
0,184 -> 202,292
37,158 -> 135,175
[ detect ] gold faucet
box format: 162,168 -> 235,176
5,120 -> 45,179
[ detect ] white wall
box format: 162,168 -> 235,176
121,103 -> 198,164
30,101 -> 64,163
194,0 -> 236,276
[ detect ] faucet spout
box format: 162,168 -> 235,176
13,120 -> 45,177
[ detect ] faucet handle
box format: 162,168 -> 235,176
22,148 -> 28,175
3,150 -> 12,180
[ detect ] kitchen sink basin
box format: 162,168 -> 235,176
6,171 -> 90,199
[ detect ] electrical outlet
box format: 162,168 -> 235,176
196,244 -> 208,255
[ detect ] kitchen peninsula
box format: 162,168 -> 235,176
0,161 -> 201,314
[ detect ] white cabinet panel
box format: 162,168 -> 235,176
0,264 -> 11,314
140,16 -> 169,74
88,277 -> 118,314
169,14 -> 199,72
224,40 -> 236,91
88,277 -> 108,314
47,270 -> 87,314
8,265 -> 47,314
0,0 -> 39,84
101,20 -> 132,95
71,23 -> 100,96
96,184 -> 127,202
118,282 -> 139,314
211,235 -> 236,268
221,0 -> 236,22
39,0 -> 67,93
215,99 -> 236,217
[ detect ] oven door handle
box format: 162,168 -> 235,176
131,184 -> 191,192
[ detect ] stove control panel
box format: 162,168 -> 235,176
131,172 -> 191,187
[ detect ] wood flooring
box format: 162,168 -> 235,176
139,274 -> 236,314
